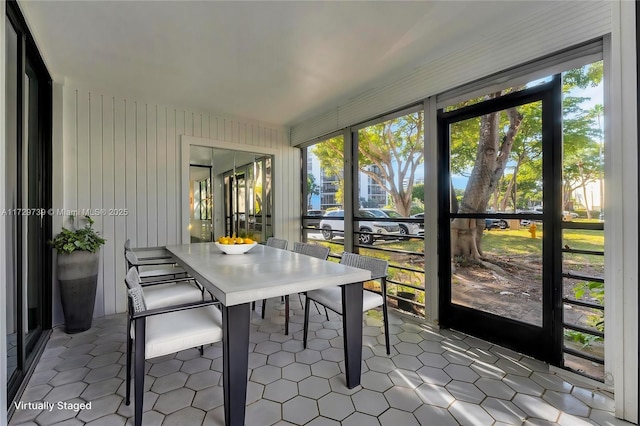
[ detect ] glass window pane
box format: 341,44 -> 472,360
450,222 -> 544,326
450,100 -> 543,214
448,98 -> 544,326
355,111 -> 425,316
302,135 -> 345,257
6,15 -> 19,382
561,60 -> 605,381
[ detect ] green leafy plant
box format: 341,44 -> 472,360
49,216 -> 106,254
574,280 -> 604,332
563,280 -> 604,349
564,329 -> 601,348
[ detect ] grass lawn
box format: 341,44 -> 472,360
481,227 -> 604,266
311,225 -> 604,266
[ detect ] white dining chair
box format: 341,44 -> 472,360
124,267 -> 204,309
252,237 -> 289,314
303,252 -> 391,354
125,285 -> 223,426
123,266 -> 208,404
125,250 -> 187,281
266,236 -> 288,249
261,242 -> 330,335
124,238 -> 172,260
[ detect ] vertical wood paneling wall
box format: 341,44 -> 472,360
58,83 -> 298,323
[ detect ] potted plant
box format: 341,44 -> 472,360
50,215 -> 106,333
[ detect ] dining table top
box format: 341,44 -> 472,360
165,242 -> 371,306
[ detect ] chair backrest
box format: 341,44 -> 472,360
293,242 -> 330,260
123,239 -> 132,271
266,237 -> 288,250
125,250 -> 140,268
125,267 -> 142,290
127,286 -> 147,315
339,252 -> 388,281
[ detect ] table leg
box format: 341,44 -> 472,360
223,303 -> 250,426
342,281 -> 363,389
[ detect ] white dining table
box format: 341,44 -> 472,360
165,242 -> 371,426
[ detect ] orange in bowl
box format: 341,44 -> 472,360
215,241 -> 257,254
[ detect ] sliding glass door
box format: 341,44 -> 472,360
223,157 -> 272,242
5,2 -> 52,407
189,165 -> 213,243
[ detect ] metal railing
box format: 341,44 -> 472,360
302,215 -> 426,315
561,220 -> 605,381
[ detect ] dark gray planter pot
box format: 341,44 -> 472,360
57,251 -> 100,334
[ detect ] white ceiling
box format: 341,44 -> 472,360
190,145 -> 265,173
20,0 -> 547,128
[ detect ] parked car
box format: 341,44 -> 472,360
411,213 -> 425,234
518,208 -> 542,226
319,209 -> 402,245
361,208 -> 421,235
485,218 -> 509,230
305,209 -> 325,228
517,207 -> 576,224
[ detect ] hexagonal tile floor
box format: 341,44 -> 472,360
9,298 -> 629,426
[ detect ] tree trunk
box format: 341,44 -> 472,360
578,161 -> 592,219
450,179 -> 459,215
451,111 -> 499,259
451,104 -> 523,259
389,187 -> 413,218
500,156 -> 522,212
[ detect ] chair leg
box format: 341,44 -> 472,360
298,293 -> 304,309
324,306 -> 330,321
134,318 -> 146,426
199,345 -> 204,355
126,316 -> 132,405
303,296 -> 311,349
252,301 -> 256,311
382,301 -> 391,355
285,295 -> 290,335
261,299 -> 267,319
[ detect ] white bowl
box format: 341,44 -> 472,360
215,241 -> 257,255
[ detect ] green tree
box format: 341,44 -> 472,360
451,99 -> 524,259
492,101 -> 543,212
358,113 -> 423,216
312,137 -> 345,207
450,62 -> 603,259
313,114 -> 423,217
562,102 -> 603,217
412,183 -> 424,204
307,173 -> 320,209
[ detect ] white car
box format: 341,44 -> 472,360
319,210 -> 402,245
518,208 -> 575,224
361,208 -> 422,236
